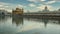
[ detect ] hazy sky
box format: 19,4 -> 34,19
0,0 -> 60,12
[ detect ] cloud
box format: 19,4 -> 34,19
27,0 -> 60,5
0,5 -> 3,7
53,0 -> 60,1
5,6 -> 9,7
28,0 -> 46,2
27,0 -> 46,3
28,0 -> 36,2
36,5 -> 55,11
16,4 -> 26,9
28,3 -> 36,7
0,2 -> 26,12
0,0 -> 59,12
0,2 -> 9,7
40,0 -> 46,1
45,1 -> 56,4
0,2 -> 12,12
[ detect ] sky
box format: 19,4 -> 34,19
0,0 -> 60,12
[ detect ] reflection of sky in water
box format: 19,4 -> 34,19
0,17 -> 60,34
18,18 -> 60,34
0,17 -> 20,34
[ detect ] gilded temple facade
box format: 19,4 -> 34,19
12,8 -> 23,15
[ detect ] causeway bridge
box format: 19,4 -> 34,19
23,13 -> 60,19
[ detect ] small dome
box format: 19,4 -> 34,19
16,8 -> 20,10
58,9 -> 60,11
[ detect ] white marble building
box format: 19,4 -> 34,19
0,10 -> 8,16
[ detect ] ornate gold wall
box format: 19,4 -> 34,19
12,8 -> 23,15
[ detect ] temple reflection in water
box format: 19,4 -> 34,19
12,16 -> 23,26
0,16 -> 60,27
42,19 -> 48,28
0,16 -> 60,34
25,17 -> 60,28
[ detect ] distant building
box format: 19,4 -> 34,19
12,8 -> 23,15
24,6 -> 60,15
58,9 -> 60,11
0,10 -> 8,16
39,6 -> 60,14
43,6 -> 49,12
